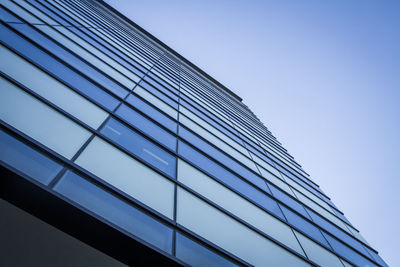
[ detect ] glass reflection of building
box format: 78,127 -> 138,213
0,1 -> 387,266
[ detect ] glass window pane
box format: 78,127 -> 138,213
100,118 -> 176,178
54,171 -> 173,253
115,104 -> 176,151
0,24 -> 119,111
138,81 -> 178,109
0,77 -> 91,159
323,233 -> 377,267
74,137 -> 174,219
178,141 -> 284,219
0,129 -> 62,185
268,183 -> 310,219
176,188 -> 309,267
294,231 -> 343,267
178,126 -> 271,194
306,208 -> 367,256
177,160 -> 305,256
125,93 -> 177,133
0,45 -> 108,129
133,86 -> 177,119
9,23 -> 129,99
175,232 -> 236,267
0,5 -> 21,22
280,205 -> 330,248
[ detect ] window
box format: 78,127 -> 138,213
74,137 -> 175,219
54,171 -> 173,253
0,129 -> 62,185
0,77 -> 91,159
100,118 -> 176,178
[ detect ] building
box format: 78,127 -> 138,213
0,0 -> 387,266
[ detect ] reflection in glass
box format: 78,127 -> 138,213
54,171 -> 173,253
101,118 -> 176,178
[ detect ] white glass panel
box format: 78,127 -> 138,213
176,189 -> 309,266
0,77 -> 91,159
177,160 -> 304,256
75,137 -> 174,218
134,86 -> 177,119
0,46 -> 108,129
295,231 -> 343,267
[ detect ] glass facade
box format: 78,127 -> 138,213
0,0 -> 387,266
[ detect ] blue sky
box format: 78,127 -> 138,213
105,1 -> 400,265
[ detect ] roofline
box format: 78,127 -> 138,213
98,0 -> 243,102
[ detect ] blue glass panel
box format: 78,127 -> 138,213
306,208 -> 370,258
115,104 -> 176,151
146,72 -> 178,94
143,77 -> 179,102
333,209 -> 352,226
268,183 -> 310,219
8,23 -> 129,98
100,118 -> 176,178
364,245 -> 388,267
0,6 -> 21,22
26,0 -> 147,76
0,24 -> 119,111
323,233 -> 377,267
178,141 -> 284,220
179,127 -> 271,194
126,93 -> 177,133
0,129 -> 62,185
176,232 -> 236,267
280,205 -> 330,248
178,99 -> 245,144
54,171 -> 173,253
138,82 -> 178,109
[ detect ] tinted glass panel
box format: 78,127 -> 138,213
8,23 -> 129,99
178,141 -> 284,220
306,208 -> 368,257
100,118 -> 176,178
139,81 -> 178,109
323,233 -> 377,267
74,137 -> 175,218
177,188 -> 308,267
0,5 -> 21,22
0,45 -> 108,129
268,183 -> 310,219
0,129 -> 62,185
54,171 -> 173,253
0,24 -> 119,111
179,126 -> 271,194
143,76 -> 179,101
0,76 -> 91,160
176,232 -> 236,267
115,104 -> 176,151
125,93 -> 177,133
280,205 -> 330,248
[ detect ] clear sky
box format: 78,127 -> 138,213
105,1 -> 400,265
